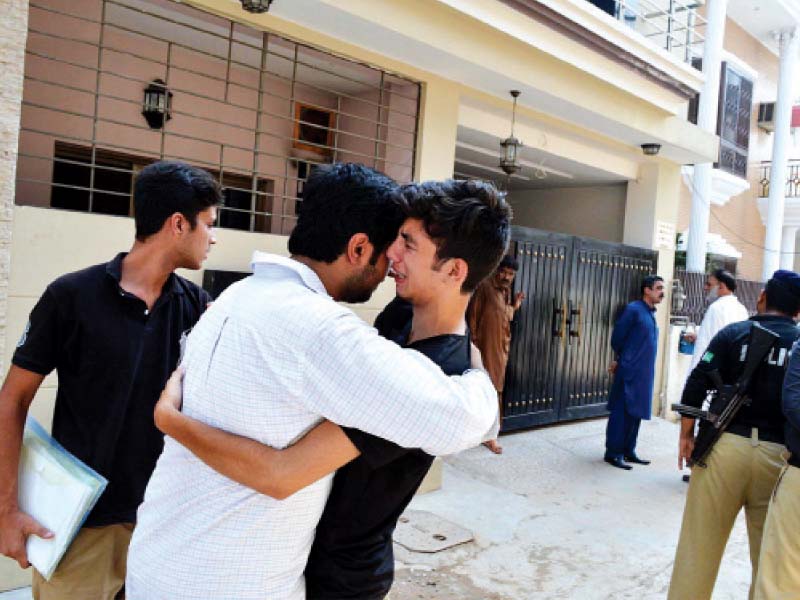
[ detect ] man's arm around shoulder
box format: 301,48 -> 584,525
155,368 -> 359,500
301,312 -> 498,457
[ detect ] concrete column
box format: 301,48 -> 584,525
781,226 -> 798,270
685,0 -> 728,273
763,28 -> 800,280
0,0 -> 29,591
624,162 -> 682,415
414,77 -> 459,181
0,0 -> 28,376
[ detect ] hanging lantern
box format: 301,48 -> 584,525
499,90 -> 523,176
142,79 -> 172,130
240,0 -> 274,13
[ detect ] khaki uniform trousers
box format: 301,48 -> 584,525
32,523 -> 134,600
668,431 -> 785,600
754,460 -> 800,600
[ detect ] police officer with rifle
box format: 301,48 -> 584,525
667,270 -> 800,600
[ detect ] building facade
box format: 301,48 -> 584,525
676,3 -> 800,281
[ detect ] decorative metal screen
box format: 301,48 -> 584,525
716,62 -> 752,180
760,160 -> 800,199
16,0 -> 420,235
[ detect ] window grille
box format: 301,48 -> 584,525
16,0 -> 421,235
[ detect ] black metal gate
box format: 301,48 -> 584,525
502,227 -> 658,431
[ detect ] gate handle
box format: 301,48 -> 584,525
551,299 -> 564,338
569,302 -> 582,340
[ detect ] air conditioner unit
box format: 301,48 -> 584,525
758,103 -> 775,132
758,103 -> 800,133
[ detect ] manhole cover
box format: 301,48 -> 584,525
394,510 -> 474,553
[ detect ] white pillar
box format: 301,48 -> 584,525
763,28 -> 800,280
686,0 -> 728,273
781,226 -> 798,270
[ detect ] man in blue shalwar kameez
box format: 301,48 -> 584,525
604,275 -> 665,470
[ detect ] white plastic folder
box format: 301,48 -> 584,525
18,417 -> 107,580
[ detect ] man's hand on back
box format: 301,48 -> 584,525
0,506 -> 53,568
154,366 -> 185,435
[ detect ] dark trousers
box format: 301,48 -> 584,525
604,399 -> 641,460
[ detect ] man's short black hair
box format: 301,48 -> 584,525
765,278 -> 800,316
711,268 -> 736,293
401,179 -> 512,292
499,255 -> 519,271
641,275 -> 664,295
288,163 -> 404,264
134,160 -> 221,241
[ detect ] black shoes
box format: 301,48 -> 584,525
624,454 -> 651,465
604,456 -> 632,470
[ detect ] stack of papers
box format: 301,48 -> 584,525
17,418 -> 107,580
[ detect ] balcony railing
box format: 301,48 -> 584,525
586,0 -> 706,63
759,161 -> 800,198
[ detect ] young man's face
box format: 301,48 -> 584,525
386,218 -> 454,305
494,266 -> 516,289
178,206 -> 217,270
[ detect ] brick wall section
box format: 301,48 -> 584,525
0,0 -> 29,373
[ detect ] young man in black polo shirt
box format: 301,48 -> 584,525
0,161 -> 219,600
153,178 -> 511,599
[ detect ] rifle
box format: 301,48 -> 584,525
671,322 -> 780,468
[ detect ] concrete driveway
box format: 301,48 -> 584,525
393,417 -> 752,600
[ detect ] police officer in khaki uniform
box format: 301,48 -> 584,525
754,306 -> 800,599
668,270 -> 800,600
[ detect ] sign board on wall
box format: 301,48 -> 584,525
656,221 -> 676,250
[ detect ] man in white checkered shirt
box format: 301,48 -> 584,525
126,164 -> 498,600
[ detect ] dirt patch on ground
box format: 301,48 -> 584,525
391,566 -> 512,600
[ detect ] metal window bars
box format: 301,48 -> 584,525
759,161 -> 800,199
16,0 -> 421,236
612,0 -> 707,64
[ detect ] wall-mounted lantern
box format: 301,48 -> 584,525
142,79 -> 172,130
499,90 -> 522,176
240,0 -> 274,13
641,143 -> 662,156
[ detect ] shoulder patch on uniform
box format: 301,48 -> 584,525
701,351 -> 714,363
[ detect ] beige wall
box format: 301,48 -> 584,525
508,184 -> 627,242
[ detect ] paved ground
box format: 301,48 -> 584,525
392,417 -> 752,600
0,417 -> 751,600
